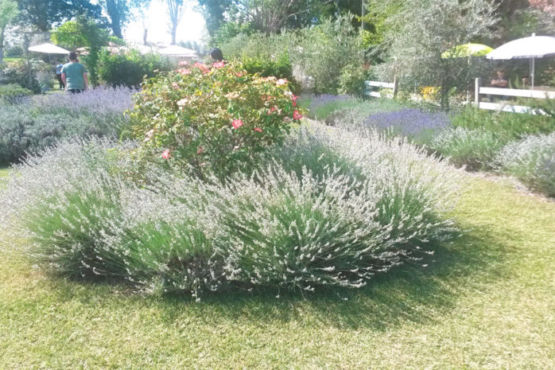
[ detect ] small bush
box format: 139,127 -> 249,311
428,127 -> 505,170
0,83 -> 33,103
129,61 -> 302,177
494,133 -> 555,197
241,54 -> 300,93
98,50 -> 172,88
0,60 -> 41,94
339,64 -> 370,98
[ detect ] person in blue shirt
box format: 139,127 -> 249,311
55,63 -> 64,89
61,52 -> 88,93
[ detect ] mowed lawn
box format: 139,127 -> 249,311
0,167 -> 554,368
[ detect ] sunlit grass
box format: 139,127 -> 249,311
0,171 -> 553,368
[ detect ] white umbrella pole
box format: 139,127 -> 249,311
530,57 -> 535,90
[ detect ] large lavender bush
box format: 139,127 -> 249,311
0,124 -> 460,298
494,133 -> 555,197
0,87 -> 133,165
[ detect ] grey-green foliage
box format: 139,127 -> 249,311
220,15 -> 364,94
494,133 -> 555,197
0,104 -> 125,165
0,124 -> 460,298
0,0 -> 19,63
374,0 -> 498,109
294,15 -> 363,94
428,127 -> 505,170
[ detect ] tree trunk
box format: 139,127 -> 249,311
171,23 -> 177,45
0,27 -> 5,65
107,0 -> 123,38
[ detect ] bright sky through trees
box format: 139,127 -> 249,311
93,0 -> 207,44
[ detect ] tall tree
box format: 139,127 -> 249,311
167,0 -> 185,44
0,0 -> 18,63
52,16 -> 109,86
98,0 -> 150,39
197,0 -> 233,36
16,0 -> 103,32
377,0 -> 499,109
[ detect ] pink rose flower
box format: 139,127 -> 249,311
293,110 -> 303,120
178,68 -> 191,75
232,119 -> 244,129
178,60 -> 189,67
291,94 -> 297,107
276,78 -> 288,86
193,62 -> 209,74
162,149 -> 171,159
213,61 -> 225,68
254,127 -> 263,133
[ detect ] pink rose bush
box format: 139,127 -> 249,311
130,61 -> 303,176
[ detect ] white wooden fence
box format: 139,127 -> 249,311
474,78 -> 555,114
364,78 -> 398,98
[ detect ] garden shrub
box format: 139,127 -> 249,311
98,50 -> 172,88
0,83 -> 33,103
494,133 -> 555,197
129,61 -> 303,177
0,124 -> 460,298
0,106 -> 125,165
339,64 -> 370,98
0,87 -> 132,165
294,15 -> 364,94
241,54 -> 300,93
0,59 -> 41,93
428,127 -> 505,170
451,107 -> 555,140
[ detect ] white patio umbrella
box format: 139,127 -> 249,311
28,43 -> 70,55
486,34 -> 555,89
158,45 -> 198,58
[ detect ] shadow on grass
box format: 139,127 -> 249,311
155,225 -> 510,330
45,224 -> 510,331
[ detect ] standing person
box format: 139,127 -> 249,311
490,70 -> 508,88
210,48 -> 224,62
61,52 -> 88,94
55,63 -> 64,89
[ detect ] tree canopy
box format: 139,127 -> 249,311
16,0 -> 103,32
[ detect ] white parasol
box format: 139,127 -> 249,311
28,43 -> 70,55
158,45 -> 198,58
486,34 -> 555,89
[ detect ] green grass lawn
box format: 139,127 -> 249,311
0,171 -> 554,368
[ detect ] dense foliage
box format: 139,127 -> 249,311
98,50 -> 172,88
0,59 -> 42,93
0,83 -> 32,103
129,61 -> 302,177
0,87 -> 133,165
495,132 -> 555,196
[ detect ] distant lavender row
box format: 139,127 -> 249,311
308,94 -> 351,110
30,86 -> 136,115
364,108 -> 451,137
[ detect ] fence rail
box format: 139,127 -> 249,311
364,78 -> 398,98
475,78 -> 553,114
